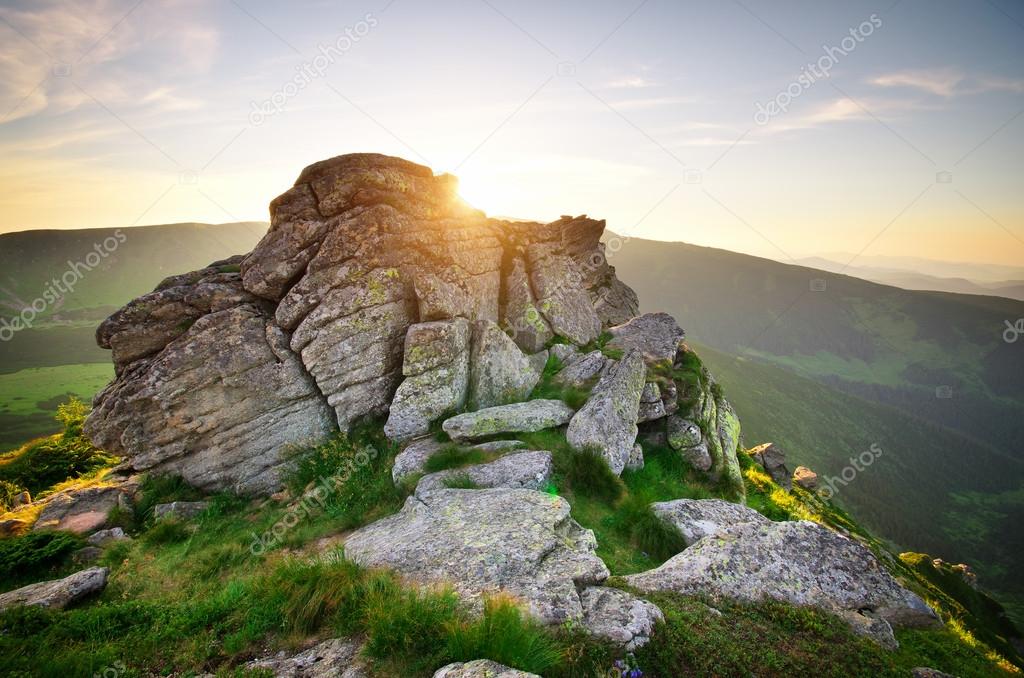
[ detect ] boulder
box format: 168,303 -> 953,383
637,382 -> 666,423
527,349 -> 549,376
606,313 -> 685,365
86,301 -> 337,495
243,637 -> 368,678
392,437 -> 445,482
527,248 -> 601,345
11,491 -> 31,508
748,442 -> 792,490
442,400 -> 575,441
566,349 -> 645,474
344,488 -> 609,624
650,498 -> 769,546
679,440 -> 712,472
667,416 -> 701,450
553,351 -> 609,389
33,486 -> 129,534
625,520 -> 939,641
414,451 -> 553,495
793,466 -> 820,491
153,501 -> 209,521
0,567 -> 108,611
501,257 -> 553,354
434,660 -> 539,678
467,320 -> 541,410
385,319 -> 471,442
580,586 -> 663,651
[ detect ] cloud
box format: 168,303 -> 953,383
604,75 -> 657,89
870,68 -> 1024,97
0,0 -> 218,125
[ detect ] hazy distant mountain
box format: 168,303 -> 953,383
794,256 -> 1024,301
810,252 -> 1024,283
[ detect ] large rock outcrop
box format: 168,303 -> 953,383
86,153 -> 643,494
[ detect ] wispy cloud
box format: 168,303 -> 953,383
870,68 -> 1024,97
604,75 -> 658,89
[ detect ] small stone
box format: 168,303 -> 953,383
392,437 -> 445,482
580,586 -> 663,651
243,636 -> 369,677
153,501 -> 209,521
680,440 -> 712,472
667,416 -> 701,450
87,527 -> 130,547
553,351 -> 609,389
748,442 -> 792,490
625,444 -> 645,471
793,466 -> 819,491
549,344 -> 579,365
73,546 -> 104,565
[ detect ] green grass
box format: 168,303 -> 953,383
528,354 -> 593,410
0,531 -> 85,591
422,444 -> 495,473
441,472 -> 480,489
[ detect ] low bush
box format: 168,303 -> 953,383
0,399 -> 116,497
423,445 -> 492,473
0,531 -> 83,589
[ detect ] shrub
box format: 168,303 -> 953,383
446,596 -> 563,673
442,473 -> 480,489
0,479 -> 24,512
0,399 -> 117,496
559,448 -> 624,503
617,494 -> 687,562
142,519 -> 191,545
0,531 -> 83,588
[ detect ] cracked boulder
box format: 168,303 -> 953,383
85,296 -> 337,495
344,488 -> 609,624
467,320 -> 541,410
434,661 -> 539,678
566,349 -> 645,474
384,319 -> 471,441
607,312 -> 685,366
625,520 -> 940,644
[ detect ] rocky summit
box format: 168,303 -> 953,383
70,152 -> 963,669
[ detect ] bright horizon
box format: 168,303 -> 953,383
1,0 -> 1022,266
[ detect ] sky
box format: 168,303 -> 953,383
0,0 -> 1022,266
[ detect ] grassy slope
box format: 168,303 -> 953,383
2,415 -> 1019,677
694,340 -> 1024,626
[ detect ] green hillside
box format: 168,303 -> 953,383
0,223 -> 265,445
694,341 -> 1024,626
611,237 -> 1024,456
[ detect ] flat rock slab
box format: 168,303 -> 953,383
392,437 -> 445,482
414,451 -> 553,495
607,312 -> 685,365
434,660 -> 540,678
471,440 -> 528,454
625,520 -> 939,632
580,586 -> 663,651
243,637 -> 368,678
651,498 -> 769,546
344,488 -> 609,624
442,400 -> 575,441
0,567 -> 108,611
33,486 -> 128,534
